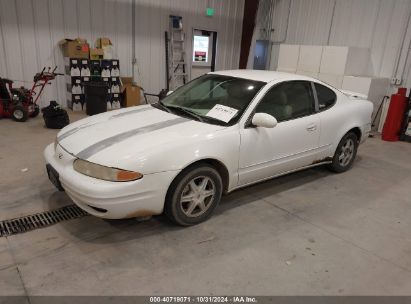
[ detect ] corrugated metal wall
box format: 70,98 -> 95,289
0,0 -> 244,107
133,0 -> 244,94
252,0 -> 411,89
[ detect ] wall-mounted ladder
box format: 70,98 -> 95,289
166,15 -> 188,90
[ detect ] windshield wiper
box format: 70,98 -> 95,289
200,115 -> 227,125
167,106 -> 204,122
156,100 -> 171,113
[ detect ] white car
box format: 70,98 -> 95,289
44,70 -> 373,225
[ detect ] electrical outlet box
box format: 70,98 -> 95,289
395,78 -> 402,85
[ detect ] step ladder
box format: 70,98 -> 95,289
166,15 -> 188,90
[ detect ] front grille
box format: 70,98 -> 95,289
0,205 -> 89,237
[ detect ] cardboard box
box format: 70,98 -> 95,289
96,38 -> 112,48
121,77 -> 141,107
90,48 -> 104,60
121,77 -> 133,85
59,38 -> 89,59
103,45 -> 114,59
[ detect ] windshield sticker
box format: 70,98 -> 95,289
206,104 -> 239,123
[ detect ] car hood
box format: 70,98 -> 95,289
57,105 -> 226,169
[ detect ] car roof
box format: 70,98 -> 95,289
209,69 -> 318,83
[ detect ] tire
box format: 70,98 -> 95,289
30,105 -> 40,117
165,165 -> 223,226
328,132 -> 358,173
12,104 -> 28,122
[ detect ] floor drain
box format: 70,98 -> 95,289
0,205 -> 89,237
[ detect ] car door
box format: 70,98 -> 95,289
238,80 -> 321,186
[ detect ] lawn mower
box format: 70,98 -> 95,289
0,67 -> 63,122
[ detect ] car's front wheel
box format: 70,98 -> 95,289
328,132 -> 358,173
165,165 -> 223,226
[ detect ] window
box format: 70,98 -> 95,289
162,74 -> 265,125
255,81 -> 315,122
193,35 -> 209,63
315,83 -> 336,111
186,78 -> 226,100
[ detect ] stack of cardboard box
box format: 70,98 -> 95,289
90,38 -> 113,60
59,38 -> 90,59
60,37 -> 141,111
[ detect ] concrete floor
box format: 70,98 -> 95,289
0,112 -> 411,296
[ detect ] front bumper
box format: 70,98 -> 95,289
44,143 -> 178,219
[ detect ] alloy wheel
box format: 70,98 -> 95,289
180,176 -> 216,217
338,138 -> 355,167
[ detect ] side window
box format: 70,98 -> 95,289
255,81 -> 315,122
315,83 -> 337,111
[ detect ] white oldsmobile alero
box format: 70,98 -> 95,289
44,70 -> 373,226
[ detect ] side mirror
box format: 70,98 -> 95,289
251,113 -> 278,128
166,90 -> 174,96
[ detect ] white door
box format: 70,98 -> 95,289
191,30 -> 215,79
238,81 -> 321,186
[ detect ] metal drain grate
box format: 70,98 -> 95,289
0,205 -> 89,237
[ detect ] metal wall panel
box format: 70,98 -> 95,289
0,0 -> 244,107
259,0 -> 411,87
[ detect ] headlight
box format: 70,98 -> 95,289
73,159 -> 143,182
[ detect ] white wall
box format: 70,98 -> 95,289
0,0 -> 244,107
250,0 -> 411,90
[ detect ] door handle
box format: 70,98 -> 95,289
306,124 -> 317,131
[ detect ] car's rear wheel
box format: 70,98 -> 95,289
165,165 -> 223,226
328,132 -> 358,173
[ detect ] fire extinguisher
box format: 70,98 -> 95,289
382,88 -> 408,141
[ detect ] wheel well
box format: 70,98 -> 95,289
181,159 -> 230,193
347,127 -> 362,142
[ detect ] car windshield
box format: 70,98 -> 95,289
159,74 -> 266,125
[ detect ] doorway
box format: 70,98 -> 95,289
253,40 -> 270,70
191,29 -> 217,80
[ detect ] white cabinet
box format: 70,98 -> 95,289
342,76 -> 390,116
296,70 -> 319,79
297,45 -> 323,73
277,44 -> 300,73
318,73 -> 344,89
320,46 -> 370,76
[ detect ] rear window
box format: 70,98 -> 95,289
315,83 -> 336,111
